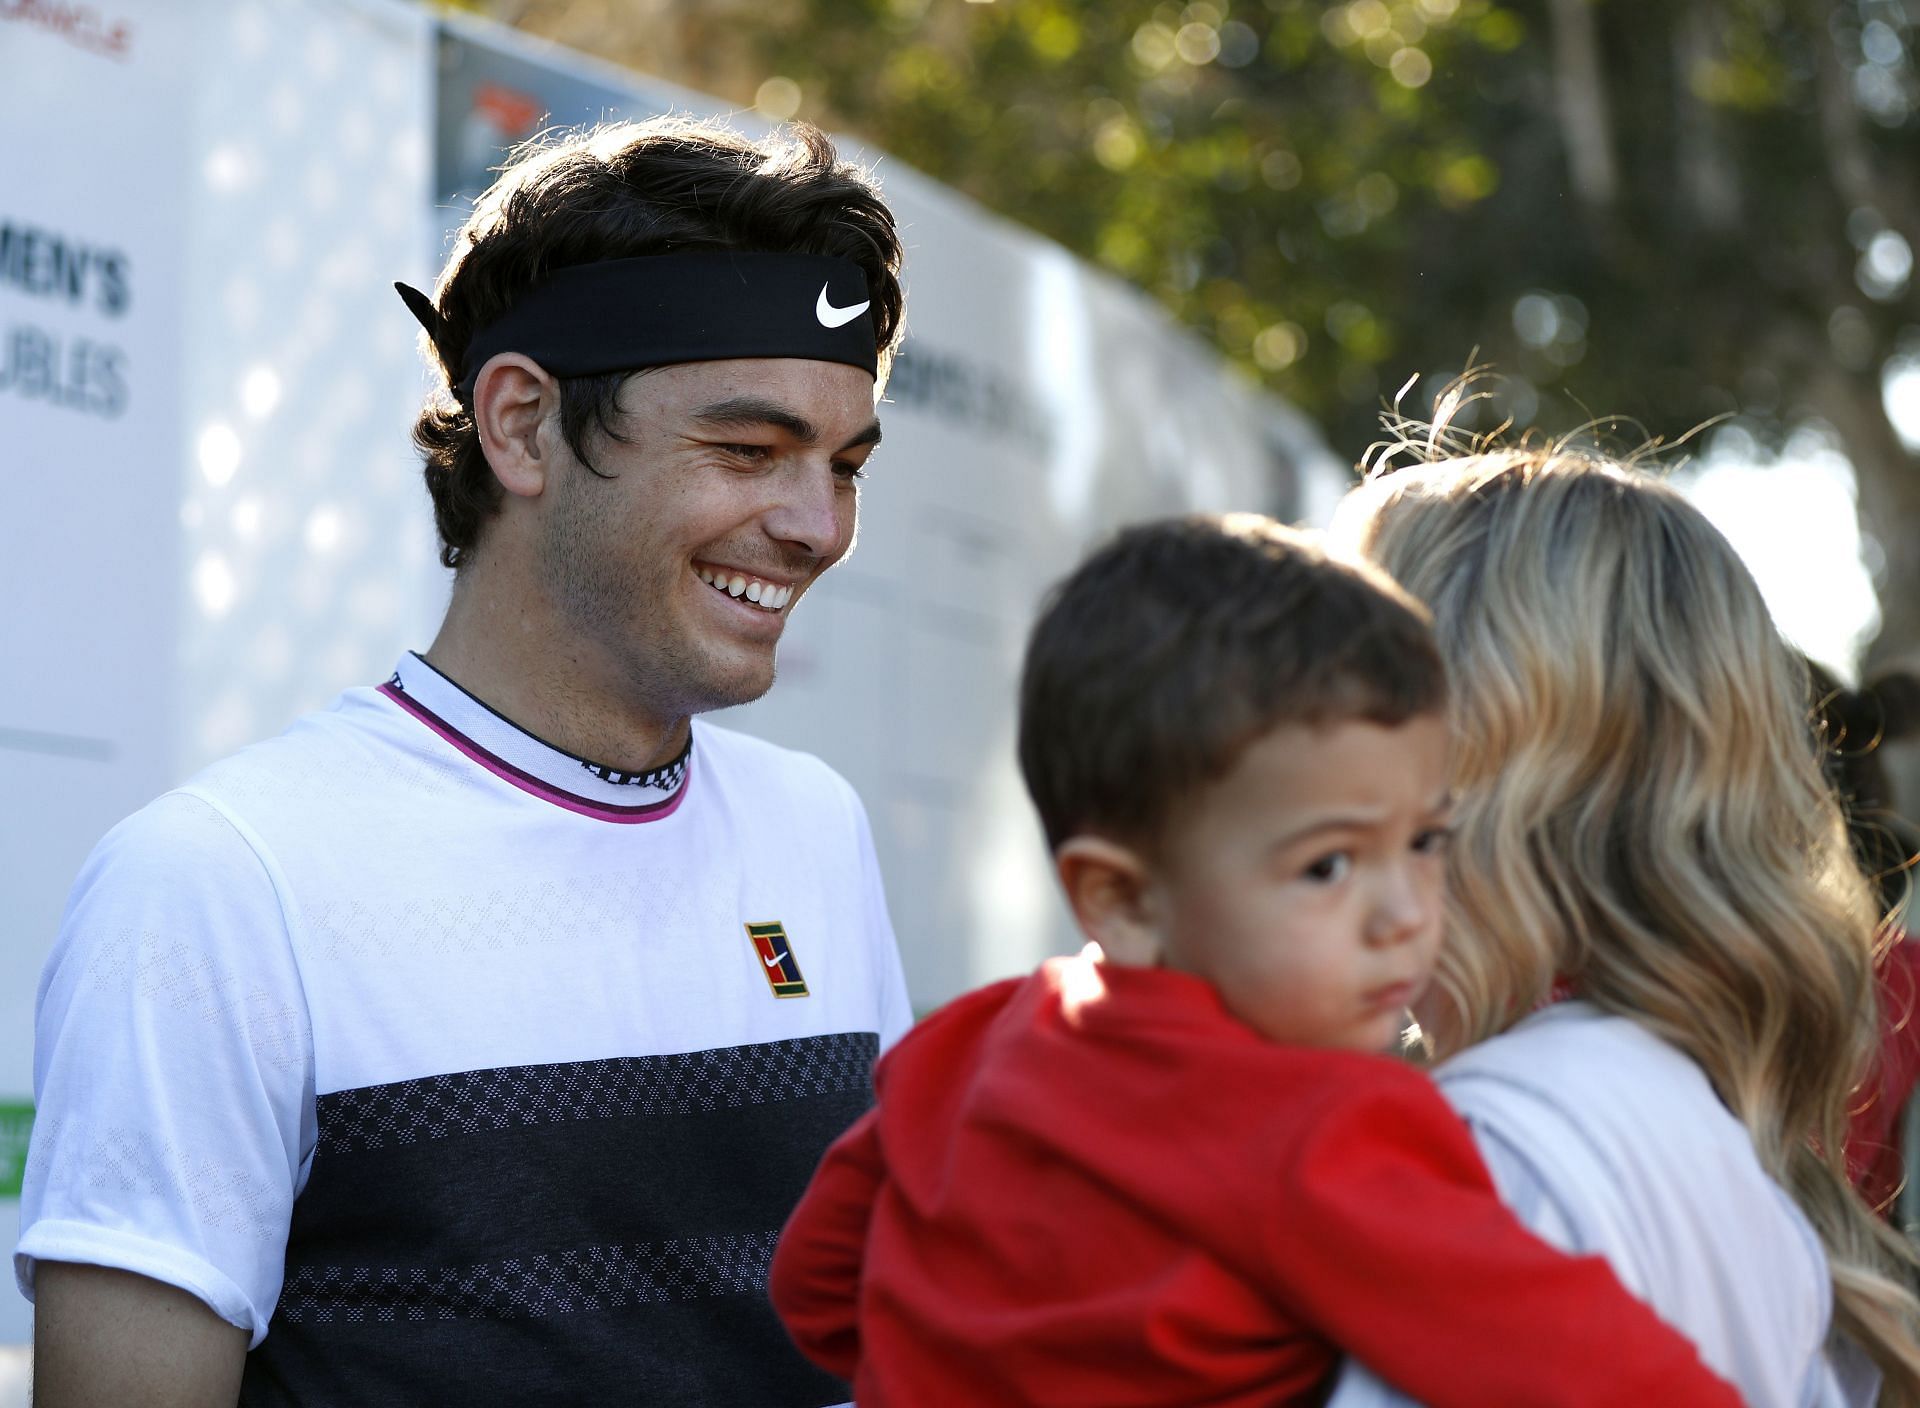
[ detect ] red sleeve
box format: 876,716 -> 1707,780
768,1107 -> 885,1379
1846,933 -> 1920,1212
1266,1070 -> 1742,1408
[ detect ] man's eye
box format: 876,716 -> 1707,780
721,444 -> 772,462
1305,853 -> 1352,883
833,461 -> 868,482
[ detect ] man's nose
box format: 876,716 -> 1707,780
763,458 -> 851,560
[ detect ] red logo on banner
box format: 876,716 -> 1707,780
1,2 -> 134,60
473,83 -> 540,141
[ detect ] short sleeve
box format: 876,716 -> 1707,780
14,789 -> 314,1346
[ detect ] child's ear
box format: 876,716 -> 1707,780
1054,836 -> 1163,966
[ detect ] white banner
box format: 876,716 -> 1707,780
0,0 -> 440,1348
0,0 -> 203,1344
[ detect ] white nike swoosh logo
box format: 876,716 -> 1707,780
816,285 -> 870,329
764,950 -> 789,968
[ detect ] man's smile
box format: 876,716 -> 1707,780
694,561 -> 796,613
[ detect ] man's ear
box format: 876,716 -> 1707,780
470,352 -> 560,499
1054,836 -> 1163,966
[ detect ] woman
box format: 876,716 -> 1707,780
1324,438 -> 1920,1406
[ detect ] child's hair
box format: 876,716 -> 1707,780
1016,513 -> 1445,852
1335,444 -> 1920,1401
1806,656 -> 1920,921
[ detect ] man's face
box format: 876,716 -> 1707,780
1145,715 -> 1453,1053
535,356 -> 879,721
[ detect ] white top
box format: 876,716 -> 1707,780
1328,1002 -> 1874,1408
16,653 -> 908,1406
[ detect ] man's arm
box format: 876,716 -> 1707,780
33,1262 -> 248,1408
20,794 -> 309,1402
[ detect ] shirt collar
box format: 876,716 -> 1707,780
378,652 -> 692,823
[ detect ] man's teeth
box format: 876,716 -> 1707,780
695,567 -> 793,611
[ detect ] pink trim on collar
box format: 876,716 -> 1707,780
378,682 -> 690,825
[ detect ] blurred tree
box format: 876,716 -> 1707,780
470,0 -> 1920,667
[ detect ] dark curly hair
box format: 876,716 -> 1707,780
1017,514 -> 1446,851
1807,657 -> 1920,916
410,116 -> 906,569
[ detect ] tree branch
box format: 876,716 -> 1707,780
1548,0 -> 1619,211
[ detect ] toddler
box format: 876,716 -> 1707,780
770,515 -> 1738,1407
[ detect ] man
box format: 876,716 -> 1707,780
19,116 -> 912,1406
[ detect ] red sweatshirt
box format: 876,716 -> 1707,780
1848,931 -> 1920,1214
771,955 -> 1741,1408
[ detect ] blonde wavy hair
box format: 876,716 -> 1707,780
1333,433 -> 1920,1397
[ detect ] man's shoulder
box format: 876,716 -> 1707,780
180,682 -> 462,825
70,685 -> 402,902
88,786 -> 266,886
691,719 -> 860,812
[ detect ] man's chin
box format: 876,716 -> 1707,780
689,657 -> 779,715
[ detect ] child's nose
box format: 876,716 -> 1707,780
1366,864 -> 1437,948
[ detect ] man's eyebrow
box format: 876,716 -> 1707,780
688,396 -> 884,454
841,419 -> 883,454
690,397 -> 821,442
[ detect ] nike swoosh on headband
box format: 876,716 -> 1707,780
409,253 -> 881,393
816,284 -> 872,329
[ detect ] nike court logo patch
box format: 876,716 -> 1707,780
816,285 -> 871,329
746,921 -> 809,998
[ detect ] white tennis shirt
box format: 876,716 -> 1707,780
17,652 -> 909,1406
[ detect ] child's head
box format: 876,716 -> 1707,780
1017,514 -> 1453,1052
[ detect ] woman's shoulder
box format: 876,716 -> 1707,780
1439,1000 -> 1702,1096
1433,1000 -> 1807,1245
1434,1002 -> 1840,1407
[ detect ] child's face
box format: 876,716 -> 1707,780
1146,714 -> 1451,1052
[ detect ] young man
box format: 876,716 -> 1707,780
769,515 -> 1740,1406
20,117 -> 911,1407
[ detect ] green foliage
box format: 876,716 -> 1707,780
482,0 -> 1920,653
720,0 -> 1919,471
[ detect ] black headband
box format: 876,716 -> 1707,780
395,252 -> 879,395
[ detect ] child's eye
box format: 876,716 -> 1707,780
1305,852 -> 1352,883
1413,826 -> 1453,855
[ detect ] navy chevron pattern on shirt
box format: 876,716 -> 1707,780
239,1033 -> 878,1408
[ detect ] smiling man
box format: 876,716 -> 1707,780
19,118 -> 912,1407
